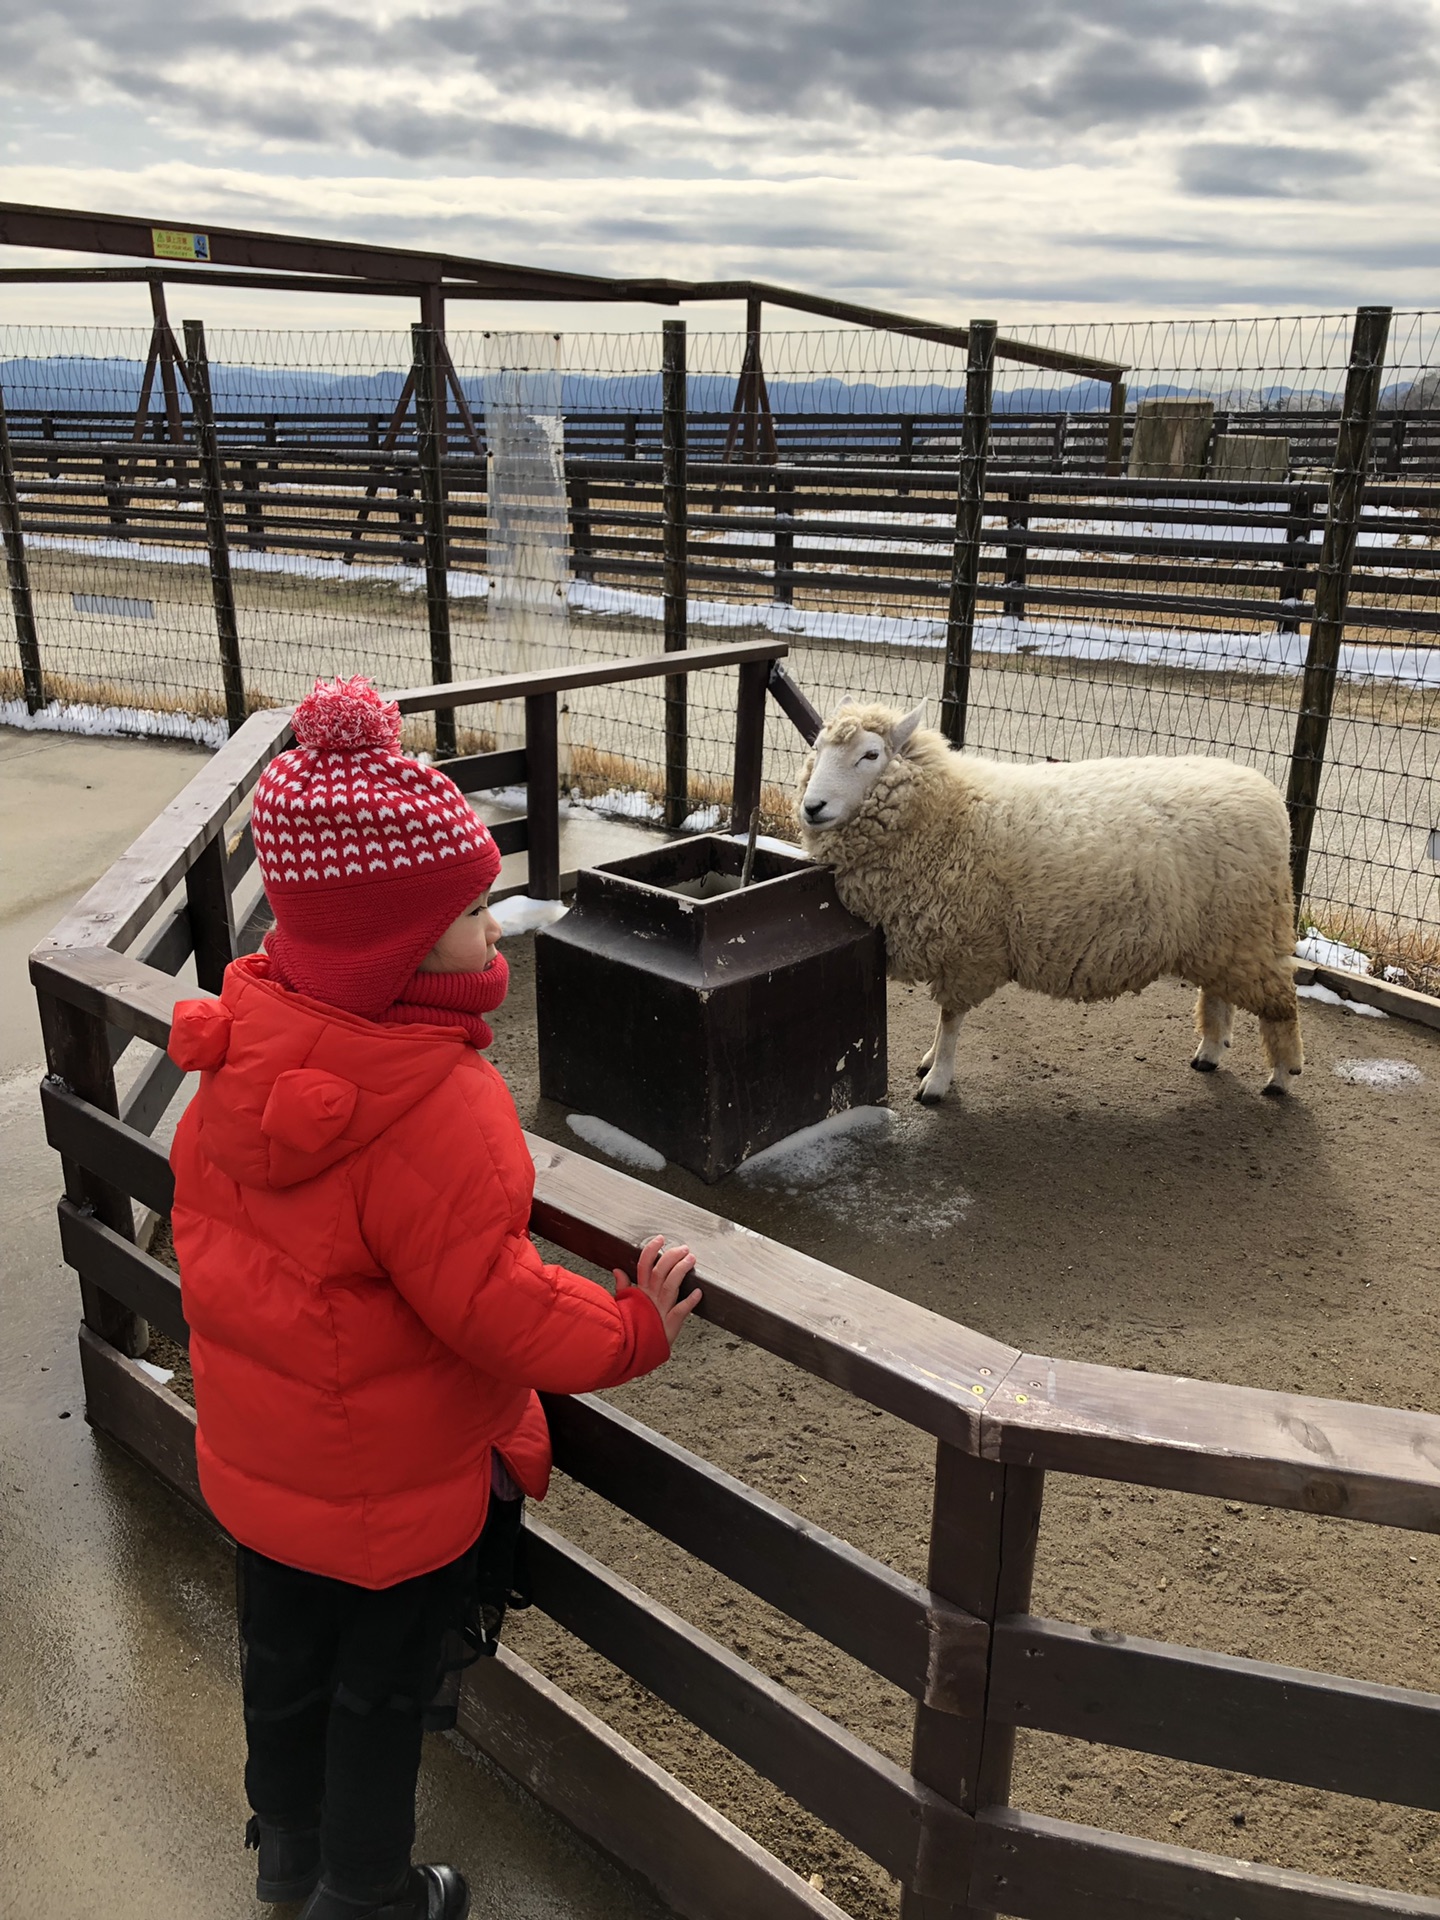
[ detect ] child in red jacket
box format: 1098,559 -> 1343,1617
167,677 -> 698,1920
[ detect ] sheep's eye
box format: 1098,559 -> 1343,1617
860,750 -> 879,762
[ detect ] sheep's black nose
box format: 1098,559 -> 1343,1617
803,799 -> 826,821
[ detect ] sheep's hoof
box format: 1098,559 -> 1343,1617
1190,1055 -> 1219,1073
915,1060 -> 934,1079
1261,1080 -> 1288,1098
914,1086 -> 947,1107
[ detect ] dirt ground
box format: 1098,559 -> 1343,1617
145,929 -> 1440,1918
500,936 -> 1440,1917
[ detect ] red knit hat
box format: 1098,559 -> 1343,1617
252,677 -> 501,1017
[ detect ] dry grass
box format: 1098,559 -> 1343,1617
567,740 -> 797,837
1303,909 -> 1440,998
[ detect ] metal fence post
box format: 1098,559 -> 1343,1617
940,320 -> 997,750
662,319 -> 689,829
900,1446 -> 1044,1920
412,321 -> 458,760
1283,305 -> 1392,919
182,320 -> 247,736
0,383 -> 44,713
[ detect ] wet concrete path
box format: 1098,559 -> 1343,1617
0,729 -> 669,1920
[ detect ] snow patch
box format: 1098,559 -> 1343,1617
579,787 -> 664,825
681,804 -> 724,832
735,1104 -> 973,1237
492,894 -> 569,934
1332,1058 -> 1424,1088
568,580 -> 1440,687
135,1358 -> 175,1385
1,696 -> 228,749
566,1113 -> 666,1171
1296,983 -> 1387,1016
1297,929 -> 1372,972
738,1106 -> 895,1184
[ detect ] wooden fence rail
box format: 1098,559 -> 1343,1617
9,402 -> 1440,478
27,667 -> 1440,1920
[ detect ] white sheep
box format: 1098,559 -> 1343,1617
798,702 -> 1304,1101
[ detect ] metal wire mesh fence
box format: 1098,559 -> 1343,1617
1,312 -> 1437,989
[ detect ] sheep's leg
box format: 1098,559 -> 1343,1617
1231,963 -> 1304,1096
917,1007 -> 947,1076
1190,990 -> 1234,1072
1259,1006 -> 1305,1097
916,1007 -> 965,1105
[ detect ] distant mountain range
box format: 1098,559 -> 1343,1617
0,353 -> 1430,417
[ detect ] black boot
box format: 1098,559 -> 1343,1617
299,1865 -> 470,1920
245,1814 -> 323,1903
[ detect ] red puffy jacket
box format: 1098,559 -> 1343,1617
167,952 -> 669,1588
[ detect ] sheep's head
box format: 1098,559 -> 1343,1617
799,700 -> 925,833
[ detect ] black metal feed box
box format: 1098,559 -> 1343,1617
535,835 -> 887,1183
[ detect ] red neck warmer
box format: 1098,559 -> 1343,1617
375,955 -> 510,1050
265,944 -> 509,1049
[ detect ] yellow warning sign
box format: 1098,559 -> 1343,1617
151,229 -> 211,263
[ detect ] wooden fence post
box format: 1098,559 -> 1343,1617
182,320 -> 247,736
731,656 -> 769,830
184,834 -> 236,994
1104,379 -> 1127,476
525,692 -> 562,900
773,479 -> 795,606
0,385 -> 44,713
571,474 -> 595,582
1277,485 -> 1318,636
901,1446 -> 1044,1920
1284,305 -> 1392,919
1001,486 -> 1029,623
239,456 -> 265,551
35,994 -> 148,1359
412,321 -> 457,760
662,320 -> 689,830
940,320 -> 997,750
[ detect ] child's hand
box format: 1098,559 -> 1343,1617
615,1235 -> 701,1347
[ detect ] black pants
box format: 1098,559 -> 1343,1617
238,1502 -> 526,1897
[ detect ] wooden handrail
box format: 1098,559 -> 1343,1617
387,639 -> 789,714
34,1067 -> 1440,1525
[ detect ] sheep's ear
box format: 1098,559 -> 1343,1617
837,692 -> 862,711
890,705 -> 926,753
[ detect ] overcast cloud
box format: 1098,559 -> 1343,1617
1,0 -> 1438,321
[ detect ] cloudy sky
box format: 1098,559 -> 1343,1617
2,0 -> 1439,331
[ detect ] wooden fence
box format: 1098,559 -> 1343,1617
29,663 -> 1440,1920
6,432 -> 1439,646
8,402 -> 1440,476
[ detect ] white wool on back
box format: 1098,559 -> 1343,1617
800,709 -> 1295,1017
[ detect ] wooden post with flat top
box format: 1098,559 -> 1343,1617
662,320 -> 689,829
901,1446 -> 1044,1920
940,321 -> 997,750
1284,305 -> 1391,919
